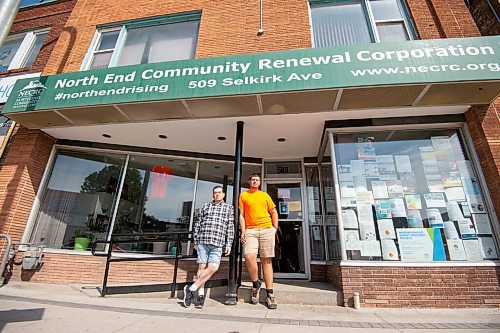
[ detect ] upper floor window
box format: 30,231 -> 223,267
83,12 -> 201,70
0,29 -> 49,71
310,0 -> 416,48
20,0 -> 55,8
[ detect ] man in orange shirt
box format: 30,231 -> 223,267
239,173 -> 279,309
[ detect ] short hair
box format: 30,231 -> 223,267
248,173 -> 261,180
212,185 -> 224,193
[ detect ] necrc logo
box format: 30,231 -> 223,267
13,80 -> 46,109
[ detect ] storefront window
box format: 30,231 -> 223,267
30,150 -> 126,250
305,165 -> 326,261
113,155 -> 197,254
333,128 -> 499,262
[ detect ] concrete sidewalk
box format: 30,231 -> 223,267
0,282 -> 499,332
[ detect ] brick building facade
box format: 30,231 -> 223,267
1,0 -> 499,308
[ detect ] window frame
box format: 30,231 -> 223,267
309,0 -> 417,47
81,11 -> 202,71
0,28 -> 49,71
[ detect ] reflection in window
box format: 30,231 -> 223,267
306,166 -> 326,261
334,129 -> 498,262
30,151 -> 126,250
0,30 -> 48,71
113,156 -> 196,254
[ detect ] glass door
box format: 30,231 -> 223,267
265,181 -> 307,278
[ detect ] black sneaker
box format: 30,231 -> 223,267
266,293 -> 277,309
195,295 -> 205,309
183,285 -> 195,307
250,280 -> 261,305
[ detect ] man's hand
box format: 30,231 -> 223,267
225,246 -> 231,256
240,229 -> 247,244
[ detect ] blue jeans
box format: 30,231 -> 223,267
197,244 -> 223,265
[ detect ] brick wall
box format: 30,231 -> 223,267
466,0 -> 500,36
43,0 -> 312,75
328,265 -> 500,308
0,0 -> 76,79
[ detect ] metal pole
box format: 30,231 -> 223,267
225,121 -> 244,305
0,0 -> 21,48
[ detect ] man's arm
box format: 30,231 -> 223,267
225,205 -> 235,255
193,205 -> 204,248
270,208 -> 278,229
239,210 -> 247,244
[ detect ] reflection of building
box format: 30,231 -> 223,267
0,0 -> 499,308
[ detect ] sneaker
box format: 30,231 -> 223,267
195,295 -> 205,309
250,280 -> 261,305
183,285 -> 195,307
266,293 -> 277,309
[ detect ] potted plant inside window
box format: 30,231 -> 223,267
73,229 -> 91,251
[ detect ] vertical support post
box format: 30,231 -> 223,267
101,237 -> 113,297
170,233 -> 181,298
0,0 -> 20,48
225,121 -> 244,305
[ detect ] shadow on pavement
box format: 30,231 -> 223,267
0,308 -> 45,330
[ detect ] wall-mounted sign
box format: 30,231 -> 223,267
3,36 -> 499,114
0,73 -> 40,103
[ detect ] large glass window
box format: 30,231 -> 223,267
333,128 -> 499,262
305,165 -> 326,261
310,0 -> 415,47
30,151 -> 126,250
0,30 -> 48,71
85,13 -> 200,70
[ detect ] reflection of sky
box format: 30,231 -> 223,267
20,0 -> 52,8
47,155 -> 115,192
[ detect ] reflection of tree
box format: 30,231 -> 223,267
80,165 -> 146,233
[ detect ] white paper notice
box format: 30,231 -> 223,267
395,155 -> 412,173
350,160 -> 365,176
447,201 -> 464,221
479,237 -> 499,259
340,182 -> 356,198
423,193 -> 447,208
463,239 -> 483,261
389,198 -> 407,217
446,239 -> 467,261
371,180 -> 389,199
469,203 -> 486,214
457,219 -> 478,239
381,239 -> 399,260
353,176 -> 368,193
357,204 -> 374,222
356,191 -> 375,205
426,209 -> 444,228
445,187 -> 466,201
360,240 -> 381,257
443,221 -> 460,240
344,230 -> 361,250
377,219 -> 396,239
472,214 -> 492,234
342,209 -> 359,229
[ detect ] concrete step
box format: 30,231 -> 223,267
208,280 -> 343,306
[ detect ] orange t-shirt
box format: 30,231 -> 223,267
239,190 -> 276,229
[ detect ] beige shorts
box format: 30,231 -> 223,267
244,227 -> 276,258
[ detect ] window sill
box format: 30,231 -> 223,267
339,260 -> 500,267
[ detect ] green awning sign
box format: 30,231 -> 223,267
3,36 -> 499,113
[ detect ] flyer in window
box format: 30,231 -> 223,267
426,174 -> 445,193
350,159 -> 365,176
444,186 -> 466,201
472,214 -> 492,234
376,155 -> 396,180
431,136 -> 455,161
389,198 -> 407,217
462,239 -> 483,261
466,194 -> 484,205
443,221 -> 460,240
312,226 -> 322,241
426,208 -> 444,228
364,162 -> 379,178
400,172 -> 416,194
469,203 -> 486,214
358,213 -> 376,241
353,176 -> 368,193
356,137 -> 376,161
395,155 -> 412,173
407,209 -> 423,228
356,191 -> 375,205
461,202 -> 472,217
377,219 -> 396,239
381,239 -> 399,260
442,172 -> 462,188
340,181 -> 356,198
341,209 -> 359,229
405,194 -> 422,210
457,160 -> 473,178
397,228 -> 446,262
340,197 -> 357,208
387,179 -> 404,197
278,188 -> 291,199
338,165 -> 353,182
479,237 -> 499,260
423,192 -> 446,208
419,146 -> 438,165
462,176 -> 481,196
446,239 -> 467,261
457,218 -> 478,239
360,240 -> 381,257
344,230 -> 361,250
371,180 -> 389,199
375,200 -> 392,219
446,201 -> 464,221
